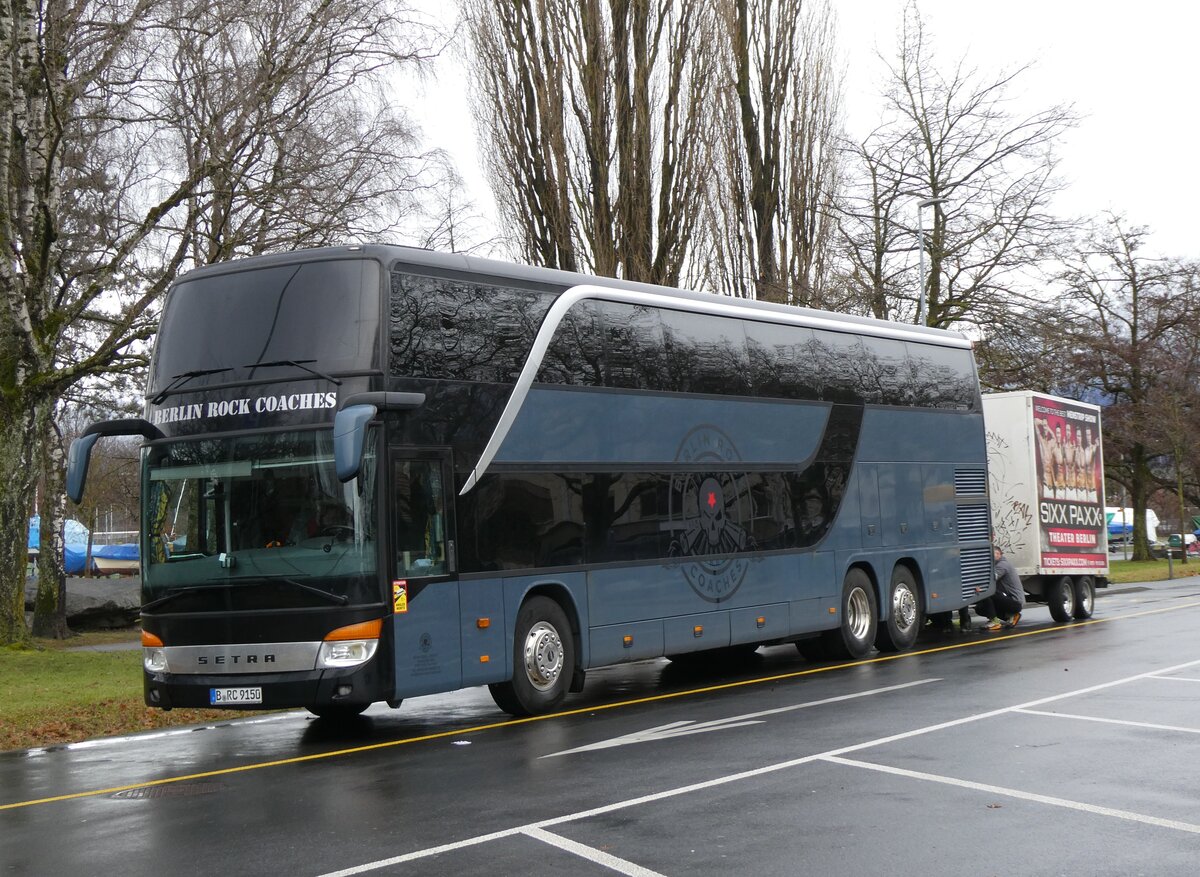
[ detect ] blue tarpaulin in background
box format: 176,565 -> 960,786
28,516 -> 101,574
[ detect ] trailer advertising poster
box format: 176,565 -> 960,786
1031,395 -> 1106,569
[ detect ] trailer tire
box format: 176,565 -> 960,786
1072,576 -> 1095,619
1048,576 -> 1074,623
875,565 -> 922,652
821,568 -> 878,659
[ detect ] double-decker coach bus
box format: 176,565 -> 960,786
67,245 -> 992,718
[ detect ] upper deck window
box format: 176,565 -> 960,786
150,259 -> 381,393
389,270 -> 557,384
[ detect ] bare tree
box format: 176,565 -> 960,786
834,132 -> 910,319
464,0 -> 716,286
1,0 -> 440,645
1058,215 -> 1198,562
703,0 -> 843,305
839,3 -> 1076,328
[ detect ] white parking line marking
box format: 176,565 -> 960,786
317,656 -> 1200,877
821,755 -> 1200,834
22,713 -> 299,755
522,828 -> 668,877
1015,709 -> 1200,735
543,679 -> 940,757
1149,675 -> 1200,683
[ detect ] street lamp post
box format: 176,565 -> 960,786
915,196 -> 947,325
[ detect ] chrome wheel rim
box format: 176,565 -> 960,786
523,621 -> 564,691
893,583 -> 918,632
847,587 -> 872,641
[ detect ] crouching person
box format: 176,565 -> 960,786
975,545 -> 1026,631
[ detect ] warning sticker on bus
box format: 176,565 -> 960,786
393,580 -> 408,614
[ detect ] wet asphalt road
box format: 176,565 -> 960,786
3,580 -> 1200,876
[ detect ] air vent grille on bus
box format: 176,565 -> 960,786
960,546 -> 992,600
956,504 -> 991,542
955,469 -> 987,496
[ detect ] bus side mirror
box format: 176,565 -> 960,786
67,434 -> 103,504
334,405 -> 378,483
333,392 -> 426,483
66,418 -> 164,503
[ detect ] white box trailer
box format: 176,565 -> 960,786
983,391 -> 1109,622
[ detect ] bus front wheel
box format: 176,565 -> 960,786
307,703 -> 368,720
822,568 -> 878,660
489,596 -> 575,717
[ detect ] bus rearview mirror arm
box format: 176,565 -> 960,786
67,419 -> 165,504
333,392 -> 426,483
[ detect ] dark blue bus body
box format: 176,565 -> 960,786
70,245 -> 992,717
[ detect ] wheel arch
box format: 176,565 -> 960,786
846,560 -> 881,608
515,581 -> 585,673
891,557 -> 926,616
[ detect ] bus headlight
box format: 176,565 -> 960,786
318,619 -> 383,668
144,647 -> 168,673
142,630 -> 168,672
317,639 -> 378,668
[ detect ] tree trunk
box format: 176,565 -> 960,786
0,398 -> 41,646
1129,444 -> 1152,562
32,405 -> 71,638
1177,456 -> 1189,565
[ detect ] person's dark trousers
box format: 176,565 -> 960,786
974,592 -> 1022,621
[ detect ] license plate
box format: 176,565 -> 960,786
209,687 -> 263,705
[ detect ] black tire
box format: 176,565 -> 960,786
1072,576 -> 1095,619
489,596 -> 575,717
1048,575 -> 1074,622
821,568 -> 878,659
306,703 -> 368,720
875,564 -> 923,652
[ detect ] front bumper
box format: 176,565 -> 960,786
144,658 -> 390,711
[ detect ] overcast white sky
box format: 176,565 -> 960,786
412,0 -> 1198,258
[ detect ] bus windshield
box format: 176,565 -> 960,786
149,258 -> 381,393
142,429 -> 379,607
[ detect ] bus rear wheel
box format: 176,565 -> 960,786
822,568 -> 878,659
489,596 -> 575,717
875,565 -> 922,652
1072,576 -> 1095,619
1048,576 -> 1074,622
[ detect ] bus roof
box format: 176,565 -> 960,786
176,243 -> 971,349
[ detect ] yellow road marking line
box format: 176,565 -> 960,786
4,597 -> 1199,812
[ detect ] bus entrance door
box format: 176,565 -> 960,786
389,449 -> 462,697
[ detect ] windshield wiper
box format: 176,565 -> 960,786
141,576 -> 349,613
273,576 -> 350,606
150,368 -> 233,404
243,359 -> 342,386
141,581 -> 234,612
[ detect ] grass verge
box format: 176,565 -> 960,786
1,631 -> 275,752
1108,557 -> 1200,584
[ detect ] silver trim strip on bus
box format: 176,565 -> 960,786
158,642 -> 322,674
460,283 -> 973,495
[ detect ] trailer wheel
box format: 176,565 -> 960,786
1072,576 -> 1095,619
489,596 -> 575,717
822,568 -> 878,659
875,564 -> 922,652
1048,576 -> 1074,623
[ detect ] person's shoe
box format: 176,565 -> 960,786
1004,613 -> 1021,629
985,620 -> 1003,631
